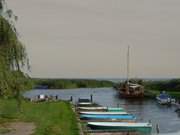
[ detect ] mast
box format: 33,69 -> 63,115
127,46 -> 130,85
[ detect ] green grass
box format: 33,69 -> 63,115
166,91 -> 180,98
144,90 -> 160,98
0,99 -> 79,135
145,89 -> 180,99
0,128 -> 11,134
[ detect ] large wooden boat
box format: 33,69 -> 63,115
119,46 -> 144,98
119,82 -> 144,98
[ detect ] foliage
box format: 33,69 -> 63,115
0,1 -> 30,98
142,79 -> 180,98
144,79 -> 180,92
33,78 -> 114,89
0,99 -> 79,135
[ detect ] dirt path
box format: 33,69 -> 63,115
1,122 -> 35,135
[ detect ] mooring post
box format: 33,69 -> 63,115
70,96 -> 73,102
90,94 -> 93,102
55,95 -> 58,100
156,124 -> 160,134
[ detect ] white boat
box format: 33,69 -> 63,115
78,102 -> 92,105
88,122 -> 152,127
88,122 -> 152,133
78,107 -> 125,112
79,111 -> 128,115
78,107 -> 107,110
156,91 -> 175,105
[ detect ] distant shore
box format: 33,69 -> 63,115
32,78 -> 114,89
30,78 -> 180,99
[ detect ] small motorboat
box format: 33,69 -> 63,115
79,111 -> 128,115
80,114 -> 136,120
87,122 -> 152,134
156,91 -> 175,105
108,107 -> 125,112
78,107 -> 107,110
77,98 -> 93,106
78,102 -> 92,105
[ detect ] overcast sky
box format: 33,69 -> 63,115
6,0 -> 180,78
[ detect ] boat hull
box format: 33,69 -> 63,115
79,111 -> 128,115
119,91 -> 144,98
80,114 -> 136,120
81,119 -> 135,122
108,107 -> 125,112
156,97 -> 171,105
77,102 -> 93,107
88,122 -> 152,134
78,107 -> 125,112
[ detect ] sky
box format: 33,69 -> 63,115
6,0 -> 180,78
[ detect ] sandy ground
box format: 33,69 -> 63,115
1,122 -> 35,135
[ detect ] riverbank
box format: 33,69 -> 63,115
0,99 -> 79,135
144,89 -> 180,99
144,79 -> 180,99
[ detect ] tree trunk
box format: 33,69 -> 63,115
15,85 -> 22,113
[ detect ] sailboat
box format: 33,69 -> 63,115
119,46 -> 144,98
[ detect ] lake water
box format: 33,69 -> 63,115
24,88 -> 180,134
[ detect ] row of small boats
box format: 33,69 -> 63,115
77,100 -> 152,134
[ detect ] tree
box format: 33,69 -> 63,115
0,0 -> 29,112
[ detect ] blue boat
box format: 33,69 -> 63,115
80,114 -> 136,120
156,91 -> 175,105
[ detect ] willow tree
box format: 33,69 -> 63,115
0,0 -> 30,111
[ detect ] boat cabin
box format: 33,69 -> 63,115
120,82 -> 144,98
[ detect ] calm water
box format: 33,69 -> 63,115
24,88 -> 180,134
